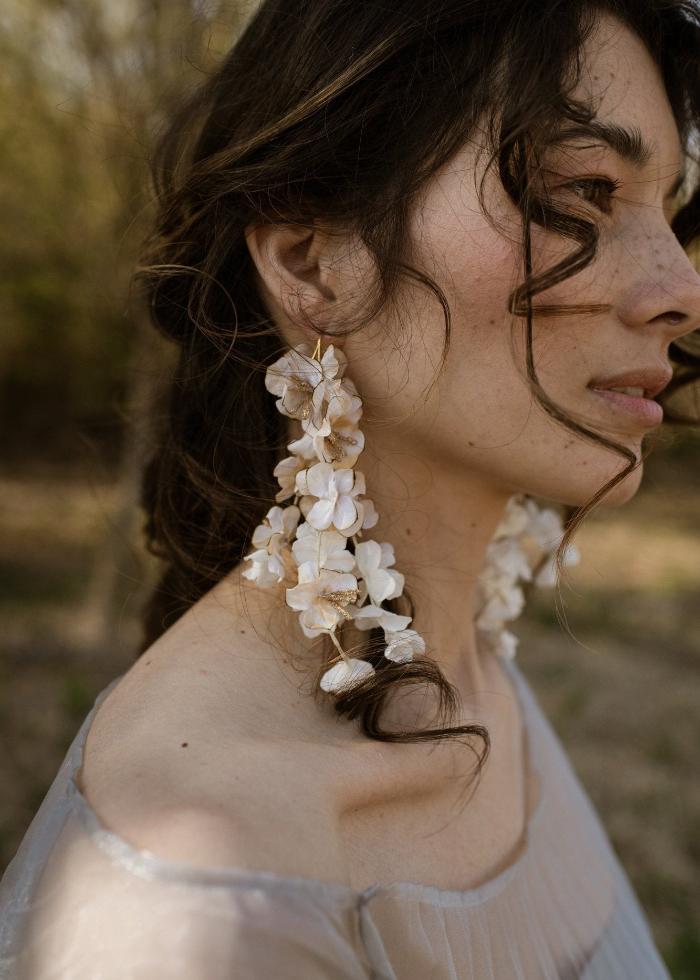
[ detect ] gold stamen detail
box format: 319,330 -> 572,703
290,378 -> 314,395
322,587 -> 359,620
285,377 -> 314,419
326,431 -> 359,462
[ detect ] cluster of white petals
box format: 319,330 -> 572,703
474,494 -> 581,659
243,339 -> 580,694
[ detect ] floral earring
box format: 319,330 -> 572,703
242,337 -> 580,694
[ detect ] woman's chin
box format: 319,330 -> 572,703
586,462 -> 645,509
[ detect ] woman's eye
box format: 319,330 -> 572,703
562,177 -> 622,215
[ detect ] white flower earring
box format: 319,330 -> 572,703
242,337 -> 580,694
474,494 -> 581,660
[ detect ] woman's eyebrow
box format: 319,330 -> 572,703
552,120 -> 686,199
556,120 -> 651,165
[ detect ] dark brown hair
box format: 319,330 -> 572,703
132,0 -> 700,767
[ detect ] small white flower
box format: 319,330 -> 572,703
320,657 -> 375,694
383,628 -> 425,664
354,539 -> 404,606
485,536 -> 533,582
563,542 -> 581,567
287,429 -> 316,461
358,496 -> 379,530
304,383 -> 365,467
291,523 -> 356,574
520,499 -> 565,552
562,544 -> 581,567
250,504 -> 300,549
493,495 -> 530,540
273,454 -> 309,502
241,504 -> 301,585
533,542 -> 581,587
479,628 -> 520,660
240,548 -> 289,587
296,462 -> 365,531
285,563 -> 359,638
475,571 -> 525,631
265,343 -> 346,425
351,604 -> 412,633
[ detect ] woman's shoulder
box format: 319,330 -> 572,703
76,587 -> 356,886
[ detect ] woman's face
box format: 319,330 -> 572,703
335,11 -> 700,509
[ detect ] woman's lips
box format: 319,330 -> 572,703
588,386 -> 664,426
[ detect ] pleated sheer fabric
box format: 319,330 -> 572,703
0,655 -> 670,980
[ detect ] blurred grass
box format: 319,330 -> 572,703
0,452 -> 698,975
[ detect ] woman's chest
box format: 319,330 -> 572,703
340,753 -> 618,980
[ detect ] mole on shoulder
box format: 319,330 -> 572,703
181,742 -> 189,748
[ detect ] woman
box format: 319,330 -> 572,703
1,0 -> 698,976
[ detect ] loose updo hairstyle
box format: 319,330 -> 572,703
133,0 -> 700,759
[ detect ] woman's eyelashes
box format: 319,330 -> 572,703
562,176 -> 622,215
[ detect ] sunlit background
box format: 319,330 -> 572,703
1,2 -> 698,974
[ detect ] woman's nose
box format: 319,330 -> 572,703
618,225 -> 700,340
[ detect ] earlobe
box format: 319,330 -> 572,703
244,222 -> 337,326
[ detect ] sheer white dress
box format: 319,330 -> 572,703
0,655 -> 670,979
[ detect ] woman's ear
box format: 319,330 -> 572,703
244,222 -> 339,330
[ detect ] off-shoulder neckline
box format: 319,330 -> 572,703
66,655 -> 545,908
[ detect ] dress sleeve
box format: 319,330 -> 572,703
10,808 -> 373,980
